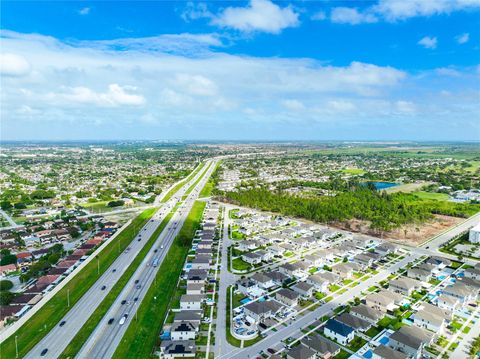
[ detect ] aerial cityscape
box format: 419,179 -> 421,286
1,1 -> 480,359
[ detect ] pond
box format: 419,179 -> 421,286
362,181 -> 399,190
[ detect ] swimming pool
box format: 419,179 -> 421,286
240,298 -> 252,305
363,350 -> 372,358
379,336 -> 389,345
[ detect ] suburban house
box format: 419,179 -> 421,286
291,282 -> 314,298
304,253 -> 324,267
264,271 -> 289,286
242,252 -> 263,265
186,283 -> 205,295
250,272 -> 276,289
160,340 -> 196,359
332,262 -> 355,279
407,267 -> 432,282
375,243 -> 397,257
442,282 -> 477,303
336,312 -> 372,332
388,325 -> 434,358
244,300 -> 283,323
301,333 -> 341,359
173,311 -> 202,324
237,240 -> 259,252
372,345 -> 408,359
464,266 -> 480,281
306,274 -> 329,293
365,290 -> 403,312
389,277 -> 422,296
276,288 -> 300,306
170,321 -> 198,341
180,295 -> 204,311
316,271 -> 340,285
268,244 -> 286,257
413,302 -> 450,333
350,304 -> 383,325
323,318 -> 355,345
286,344 -> 316,359
437,294 -> 462,312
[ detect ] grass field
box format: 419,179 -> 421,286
112,201 -> 206,359
59,210 -> 175,358
232,257 -> 252,271
161,162 -> 205,203
341,168 -> 365,175
199,161 -> 221,198
184,162 -> 211,197
413,191 -> 450,201
0,208 -> 156,359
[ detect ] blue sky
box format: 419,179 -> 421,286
1,0 -> 479,141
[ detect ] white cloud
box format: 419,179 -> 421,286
330,7 -> 378,25
327,0 -> 480,25
456,32 -> 470,44
1,30 -> 478,140
78,7 -> 90,16
212,0 -> 299,34
0,53 -> 31,76
311,11 -> 327,21
282,99 -> 305,111
50,84 -> 145,107
418,36 -> 438,49
181,2 -> 213,21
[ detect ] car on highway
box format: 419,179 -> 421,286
119,314 -> 128,325
138,238 -> 141,241
134,297 -> 138,301
136,284 -> 141,289
41,349 -> 48,356
121,300 -> 127,305
101,285 -> 106,290
135,279 -> 139,284
59,320 -> 66,327
112,269 -> 116,272
160,245 -> 164,249
154,249 -> 158,253
108,318 -> 115,325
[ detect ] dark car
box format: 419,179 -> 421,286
41,349 -> 48,356
267,348 -> 276,354
134,297 -> 138,302
108,318 -> 115,325
121,300 -> 127,305
138,238 -> 141,241
101,285 -> 106,290
59,321 -> 66,327
112,269 -> 116,272
135,279 -> 139,284
154,249 -> 158,253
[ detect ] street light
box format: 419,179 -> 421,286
15,335 -> 18,358
96,256 -> 100,275
67,289 -> 70,307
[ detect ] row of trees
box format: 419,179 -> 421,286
220,186 -> 480,232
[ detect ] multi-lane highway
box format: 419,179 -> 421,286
76,160 -> 217,359
24,160 -> 215,359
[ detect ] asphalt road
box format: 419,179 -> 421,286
24,160 -> 214,359
76,160 -> 217,359
219,253 -> 421,359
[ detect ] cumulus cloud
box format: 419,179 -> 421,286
0,53 -> 31,76
78,7 -> 90,16
330,7 -> 378,25
327,0 -> 480,24
311,11 -> 327,21
212,0 -> 300,34
418,36 -> 438,49
1,30 -> 478,140
456,32 -> 470,44
282,99 -> 305,111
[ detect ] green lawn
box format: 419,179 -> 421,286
347,336 -> 367,352
226,287 -> 242,347
365,326 -> 381,338
341,168 -> 365,175
412,191 -> 449,201
161,162 -> 205,203
112,201 -> 206,359
232,258 -> 252,271
199,161 -> 221,198
60,210 -> 174,358
0,208 -> 156,359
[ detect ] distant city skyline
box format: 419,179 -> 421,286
1,0 -> 479,141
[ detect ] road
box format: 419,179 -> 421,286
24,160 -> 214,359
0,208 -> 20,228
76,160 -> 217,359
219,253 -> 421,359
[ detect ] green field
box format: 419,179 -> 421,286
232,257 -> 252,271
161,162 -> 205,203
0,208 -> 156,359
413,191 -> 450,201
341,168 -> 365,175
60,210 -> 175,358
112,201 -> 206,358
199,161 -> 221,198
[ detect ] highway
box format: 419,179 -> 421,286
24,160 -> 214,359
76,159 -> 217,359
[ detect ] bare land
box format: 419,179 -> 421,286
333,214 -> 463,246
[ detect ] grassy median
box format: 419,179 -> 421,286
59,210 -> 175,358
0,208 -> 156,359
161,162 -> 205,203
112,200 -> 206,358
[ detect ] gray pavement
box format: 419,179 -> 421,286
23,160 -> 215,359
76,160 -> 217,359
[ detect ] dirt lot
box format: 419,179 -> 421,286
333,214 -> 463,246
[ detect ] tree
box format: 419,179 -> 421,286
0,254 -> 17,266
0,280 -> 14,291
0,201 -> 12,210
0,291 -> 14,305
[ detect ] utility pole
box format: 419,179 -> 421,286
96,256 -> 100,275
15,335 -> 18,358
67,289 -> 70,307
